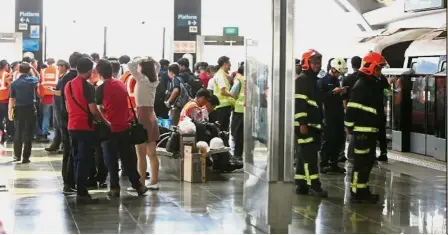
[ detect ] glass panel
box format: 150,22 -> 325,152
426,76 -> 436,135
244,0 -> 272,170
415,57 -> 440,74
411,76 -> 426,133
435,75 -> 446,138
390,75 -> 403,131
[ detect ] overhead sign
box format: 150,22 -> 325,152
189,26 -> 198,33
223,27 -> 239,36
203,35 -> 245,46
174,41 -> 196,53
177,14 -> 199,27
404,0 -> 446,12
15,0 -> 43,62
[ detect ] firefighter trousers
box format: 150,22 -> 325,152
295,129 -> 321,189
350,132 -> 377,194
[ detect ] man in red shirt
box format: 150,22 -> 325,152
198,65 -> 210,88
65,57 -> 105,203
95,59 -> 148,197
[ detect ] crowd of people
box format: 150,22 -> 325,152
0,52 -> 245,203
294,49 -> 397,203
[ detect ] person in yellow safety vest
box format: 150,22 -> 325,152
294,49 -> 327,198
179,88 -> 212,122
212,56 -> 234,132
344,52 -> 388,204
38,58 -> 58,138
229,65 -> 245,162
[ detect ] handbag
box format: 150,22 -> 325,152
68,83 -> 111,142
128,95 -> 148,145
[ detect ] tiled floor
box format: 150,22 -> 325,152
0,142 -> 446,234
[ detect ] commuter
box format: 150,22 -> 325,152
8,62 -> 39,163
118,55 -> 131,78
120,62 -> 137,120
179,88 -> 211,122
202,94 -> 220,122
65,57 -> 106,202
0,60 -> 13,142
37,58 -> 58,142
198,64 -> 211,88
91,53 -> 100,63
317,58 -> 347,174
44,60 -> 69,153
155,59 -> 170,118
60,52 -> 83,195
213,56 -> 233,132
179,58 -> 203,97
110,60 -> 121,79
230,65 -> 245,162
344,52 -> 387,203
95,59 -> 148,197
294,49 -> 327,197
127,57 -> 160,189
206,65 -> 219,92
165,64 -> 183,125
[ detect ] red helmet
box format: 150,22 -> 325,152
360,52 -> 388,76
301,49 -> 322,71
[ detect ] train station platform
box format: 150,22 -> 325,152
0,142 -> 446,234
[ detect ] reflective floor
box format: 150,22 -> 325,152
0,142 -> 446,234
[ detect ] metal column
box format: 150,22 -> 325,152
243,0 -> 295,233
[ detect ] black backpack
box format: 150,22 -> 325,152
181,72 -> 203,98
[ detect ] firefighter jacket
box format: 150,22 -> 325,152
295,70 -> 323,144
344,72 -> 380,133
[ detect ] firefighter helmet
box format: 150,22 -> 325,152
301,49 -> 322,71
330,58 -> 348,74
360,52 -> 388,76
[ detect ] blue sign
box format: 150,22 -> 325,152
23,39 -> 39,52
30,25 -> 40,39
19,11 -> 40,24
177,13 -> 198,27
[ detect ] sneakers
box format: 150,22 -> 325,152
377,153 -> 388,162
146,183 -> 160,191
63,186 -> 77,195
106,188 -> 121,198
137,185 -> 149,196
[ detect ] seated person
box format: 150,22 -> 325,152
201,94 -> 220,122
179,88 -> 211,122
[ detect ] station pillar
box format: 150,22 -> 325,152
243,0 -> 296,233
173,0 -> 201,70
15,0 -> 43,63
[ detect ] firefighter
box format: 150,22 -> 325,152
344,52 -> 387,203
318,58 -> 347,174
294,49 -> 327,197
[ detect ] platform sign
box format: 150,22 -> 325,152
177,14 -> 199,27
15,0 -> 43,62
223,27 -> 239,36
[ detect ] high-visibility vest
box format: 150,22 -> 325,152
39,65 -> 58,96
213,69 -> 231,109
0,71 -> 10,101
234,74 -> 245,113
180,101 -> 199,122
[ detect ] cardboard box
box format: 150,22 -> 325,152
183,146 -> 207,183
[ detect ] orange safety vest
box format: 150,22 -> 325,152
0,71 -> 10,101
39,65 -> 58,96
121,72 -> 136,109
179,101 -> 200,122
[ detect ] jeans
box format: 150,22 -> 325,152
101,129 -> 141,189
41,103 -> 52,135
14,105 -> 37,160
69,130 -> 94,196
0,102 -> 13,138
61,125 -> 75,188
50,104 -> 62,148
89,143 -> 108,183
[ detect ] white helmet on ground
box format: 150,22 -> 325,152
330,58 -> 348,74
210,138 -> 225,150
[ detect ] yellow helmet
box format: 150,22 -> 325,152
330,58 -> 348,74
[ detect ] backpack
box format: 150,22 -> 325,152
181,72 -> 203,98
173,77 -> 191,109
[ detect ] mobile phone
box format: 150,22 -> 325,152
45,86 -> 55,91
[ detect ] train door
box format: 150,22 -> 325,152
409,56 -> 446,159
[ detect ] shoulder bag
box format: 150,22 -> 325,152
128,95 -> 148,145
68,83 -> 111,142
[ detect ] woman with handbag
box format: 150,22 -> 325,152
95,60 -> 148,197
128,57 -> 160,189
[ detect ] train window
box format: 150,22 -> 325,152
415,57 -> 440,74
440,61 -> 446,72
